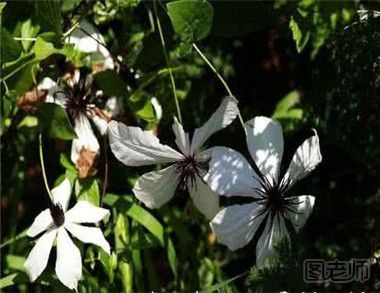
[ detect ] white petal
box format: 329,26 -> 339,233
71,114 -> 100,164
288,195 -> 315,232
256,215 -> 288,268
187,175 -> 220,220
37,78 -> 67,107
211,202 -> 266,251
27,209 -> 53,237
151,97 -> 162,120
108,120 -> 183,166
172,117 -> 190,155
65,222 -> 110,255
245,116 -> 284,183
55,228 -> 82,291
105,96 -> 122,116
133,165 -> 179,209
52,178 -> 72,212
204,147 -> 261,198
24,228 -> 57,282
282,130 -> 322,187
65,201 -> 110,224
191,96 -> 239,153
66,20 -> 114,70
91,115 -> 108,136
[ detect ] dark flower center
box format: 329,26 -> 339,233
49,203 -> 65,227
255,175 -> 299,221
174,155 -> 207,190
54,76 -> 96,119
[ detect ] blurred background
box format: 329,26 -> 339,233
1,0 -> 379,291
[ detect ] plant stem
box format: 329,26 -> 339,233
39,134 -> 54,201
63,21 -> 80,39
153,0 -> 183,124
192,43 -> 246,131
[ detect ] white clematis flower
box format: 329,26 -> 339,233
66,20 -> 114,71
204,116 -> 322,267
108,96 -> 240,219
24,178 -> 110,290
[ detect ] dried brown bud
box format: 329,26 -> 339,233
76,148 -> 98,179
17,89 -> 48,112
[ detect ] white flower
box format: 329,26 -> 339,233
204,116 -> 322,267
24,178 -> 110,290
108,96 -> 240,219
66,20 -> 114,71
38,74 -> 113,176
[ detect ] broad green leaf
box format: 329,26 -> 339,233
272,90 -> 303,120
20,19 -> 40,51
0,272 -> 28,289
60,153 -> 77,173
94,71 -> 128,97
128,94 -> 156,123
75,177 -> 100,206
34,0 -> 63,36
34,34 -> 75,60
104,194 -> 177,277
6,255 -> 26,271
0,27 -> 22,64
289,16 -> 310,53
37,103 -> 77,140
167,0 -> 214,43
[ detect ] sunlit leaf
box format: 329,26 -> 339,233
75,177 -> 100,206
167,0 -> 214,43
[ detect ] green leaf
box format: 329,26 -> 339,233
167,0 -> 214,43
34,0 -> 63,36
75,177 -> 100,206
37,103 -> 77,140
104,194 -> 177,277
0,2 -> 6,14
272,90 -> 303,120
203,272 -> 247,293
60,153 -> 77,172
94,71 -> 128,97
289,16 -> 310,53
0,27 -> 22,64
34,34 -> 75,60
128,94 -> 157,123
119,261 -> 133,293
0,272 -> 28,289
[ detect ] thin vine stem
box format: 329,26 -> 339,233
39,133 -> 54,201
192,44 -> 246,131
153,0 -> 183,124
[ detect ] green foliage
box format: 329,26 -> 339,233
167,0 -> 214,43
1,27 -> 22,64
37,103 -> 77,140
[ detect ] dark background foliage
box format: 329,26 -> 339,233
1,0 -> 379,292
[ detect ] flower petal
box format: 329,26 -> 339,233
24,228 -> 57,282
256,215 -> 288,268
65,201 -> 110,224
52,178 -> 72,212
65,222 -> 110,255
27,209 -> 54,237
55,227 -> 82,291
71,114 -> 100,164
67,20 -> 114,70
204,147 -> 261,197
211,202 -> 266,251
108,120 -> 184,166
91,115 -> 108,136
282,130 -> 322,187
191,96 -> 239,153
187,175 -> 220,220
288,195 -> 315,232
37,77 -> 66,107
172,117 -> 190,155
133,165 -> 180,209
245,116 -> 284,183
